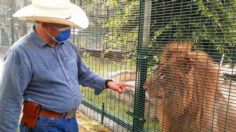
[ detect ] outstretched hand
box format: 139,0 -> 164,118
106,81 -> 132,94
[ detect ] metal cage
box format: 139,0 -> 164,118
1,0 -> 236,132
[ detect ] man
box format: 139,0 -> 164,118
0,0 -> 128,131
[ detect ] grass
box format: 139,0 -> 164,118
82,55 -> 136,77
81,56 -> 135,123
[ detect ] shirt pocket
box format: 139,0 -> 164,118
65,56 -> 78,78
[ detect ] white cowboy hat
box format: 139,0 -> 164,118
13,0 -> 89,29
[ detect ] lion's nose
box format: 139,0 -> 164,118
158,68 -> 167,79
159,73 -> 166,79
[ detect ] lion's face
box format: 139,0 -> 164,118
145,47 -> 193,120
144,42 -> 223,131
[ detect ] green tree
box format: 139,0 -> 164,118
103,0 -> 139,59
79,0 -> 236,64
149,0 -> 236,63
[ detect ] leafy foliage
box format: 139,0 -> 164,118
149,0 -> 236,63
79,0 -> 236,64
104,0 -> 139,57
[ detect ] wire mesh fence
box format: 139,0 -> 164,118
0,0 -> 32,59
75,1 -> 139,131
144,1 -> 236,131
77,0 -> 236,131
1,0 -> 236,132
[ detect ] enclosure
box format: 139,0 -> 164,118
0,0 -> 236,131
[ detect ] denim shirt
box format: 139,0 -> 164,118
0,28 -> 106,132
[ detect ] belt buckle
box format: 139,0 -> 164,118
63,110 -> 76,119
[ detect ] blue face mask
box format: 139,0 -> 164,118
55,28 -> 71,43
47,25 -> 71,43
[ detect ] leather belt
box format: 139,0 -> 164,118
39,109 -> 76,119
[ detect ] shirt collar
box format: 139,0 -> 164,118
29,26 -> 64,48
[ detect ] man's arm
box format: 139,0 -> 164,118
76,52 -> 107,95
75,49 -> 129,95
0,49 -> 31,132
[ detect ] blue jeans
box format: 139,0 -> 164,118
20,116 -> 79,132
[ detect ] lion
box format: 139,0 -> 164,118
144,41 -> 236,132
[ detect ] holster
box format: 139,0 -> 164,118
21,101 -> 40,128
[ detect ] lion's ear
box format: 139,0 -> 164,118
176,55 -> 192,74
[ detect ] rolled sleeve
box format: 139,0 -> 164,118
0,48 -> 32,132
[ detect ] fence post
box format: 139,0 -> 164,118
132,0 -> 151,131
132,48 -> 149,132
